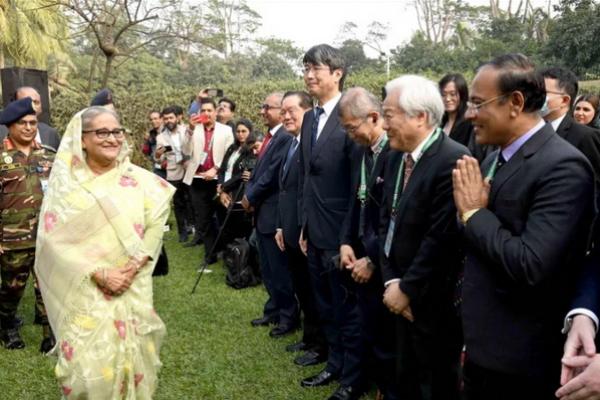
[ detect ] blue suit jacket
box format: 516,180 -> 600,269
277,137 -> 302,248
246,126 -> 292,234
298,103 -> 362,250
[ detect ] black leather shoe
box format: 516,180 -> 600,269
294,350 -> 327,367
40,332 -> 56,354
250,316 -> 277,327
178,233 -> 189,243
286,341 -> 308,352
300,369 -> 338,387
269,324 -> 298,338
1,328 -> 25,349
327,385 -> 364,400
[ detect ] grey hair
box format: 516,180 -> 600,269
339,87 -> 382,118
267,91 -> 285,105
385,75 -> 444,127
81,106 -> 120,131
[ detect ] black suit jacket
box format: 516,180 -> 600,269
298,103 -> 362,250
379,133 -> 469,306
462,123 -> 595,378
0,122 -> 61,151
218,143 -> 256,201
340,141 -> 392,264
277,137 -> 302,248
246,126 -> 292,234
555,114 -> 600,185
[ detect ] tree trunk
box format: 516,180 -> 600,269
101,55 -> 114,88
87,50 -> 99,93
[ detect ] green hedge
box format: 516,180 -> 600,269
49,73 -> 393,167
50,73 -> 600,168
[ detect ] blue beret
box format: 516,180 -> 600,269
0,97 -> 36,126
90,89 -> 113,106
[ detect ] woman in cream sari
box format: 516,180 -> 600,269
34,106 -> 174,399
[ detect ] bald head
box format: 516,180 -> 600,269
15,87 -> 42,116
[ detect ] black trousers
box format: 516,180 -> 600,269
307,242 -> 364,387
168,179 -> 189,236
286,243 -> 326,352
357,274 -> 398,398
463,360 -> 558,400
189,178 -> 218,260
391,298 -> 462,400
256,231 -> 298,327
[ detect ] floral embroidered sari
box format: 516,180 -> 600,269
34,110 -> 175,399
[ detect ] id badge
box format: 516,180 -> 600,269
358,206 -> 366,238
384,219 -> 395,258
40,179 -> 49,195
198,151 -> 208,165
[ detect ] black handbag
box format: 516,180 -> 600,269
152,246 -> 169,276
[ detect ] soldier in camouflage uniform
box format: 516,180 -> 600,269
0,97 -> 56,352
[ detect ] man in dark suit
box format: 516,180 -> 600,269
379,76 -> 467,400
244,92 -> 298,337
0,87 -> 61,151
275,90 -> 327,367
540,67 -> 600,183
453,54 -> 595,399
336,87 -> 397,399
297,44 -> 364,400
556,230 -> 600,400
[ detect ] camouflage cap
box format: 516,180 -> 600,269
0,97 -> 36,126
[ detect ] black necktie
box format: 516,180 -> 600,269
283,138 -> 299,173
496,153 -> 506,171
311,107 -> 324,148
365,148 -> 374,174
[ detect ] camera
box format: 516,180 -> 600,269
239,157 -> 257,172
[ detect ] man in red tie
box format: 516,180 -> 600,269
380,75 -> 469,399
243,92 -> 299,338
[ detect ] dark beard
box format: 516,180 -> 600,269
165,122 -> 177,131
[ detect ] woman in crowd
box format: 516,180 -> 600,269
34,106 -> 174,399
573,94 -> 600,129
439,73 -> 494,162
217,118 -> 257,244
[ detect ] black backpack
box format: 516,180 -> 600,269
224,238 -> 261,289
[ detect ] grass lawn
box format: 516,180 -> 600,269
0,226 -> 375,399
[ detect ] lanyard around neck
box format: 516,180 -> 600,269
391,128 -> 440,214
358,135 -> 389,203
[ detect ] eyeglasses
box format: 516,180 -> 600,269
260,104 -> 281,111
546,90 -> 566,96
82,128 -> 126,139
343,117 -> 369,134
302,64 -> 330,74
466,94 -> 508,113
